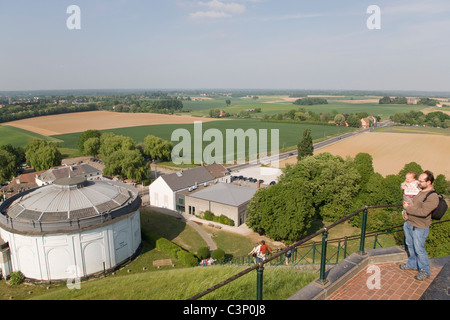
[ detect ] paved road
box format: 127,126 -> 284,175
229,120 -> 394,172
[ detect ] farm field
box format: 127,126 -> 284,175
182,95 -> 425,120
0,125 -> 60,147
279,131 -> 450,178
3,111 -> 225,136
51,119 -> 355,156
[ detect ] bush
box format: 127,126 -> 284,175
211,249 -> 226,263
203,210 -> 214,221
9,271 -> 25,285
177,250 -> 199,267
156,237 -> 181,259
197,247 -> 210,260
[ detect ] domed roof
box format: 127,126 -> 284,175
2,178 -> 140,225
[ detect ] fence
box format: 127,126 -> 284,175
187,203 -> 449,300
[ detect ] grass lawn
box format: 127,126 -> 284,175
140,208 -> 207,253
30,265 -> 317,300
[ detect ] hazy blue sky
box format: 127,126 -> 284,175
1,0 -> 449,91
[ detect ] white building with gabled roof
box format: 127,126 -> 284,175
149,165 -> 230,211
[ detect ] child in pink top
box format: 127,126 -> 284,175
400,172 -> 421,220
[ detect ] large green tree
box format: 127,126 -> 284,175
352,153 -> 374,191
0,150 -> 17,183
281,153 -> 361,221
78,130 -> 101,154
246,182 -> 315,242
247,153 -> 362,241
296,129 -> 313,161
144,135 -> 173,161
83,137 -> 101,157
100,133 -> 136,158
25,139 -> 62,171
103,149 -> 147,181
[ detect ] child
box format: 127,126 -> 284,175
400,172 -> 421,220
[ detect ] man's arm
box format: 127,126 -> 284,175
406,193 -> 439,217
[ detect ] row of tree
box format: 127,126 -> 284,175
0,97 -> 183,123
246,152 -> 448,257
293,98 -> 329,106
379,96 -> 408,104
379,96 -> 443,106
0,103 -> 98,123
262,108 -> 377,128
391,110 -> 450,128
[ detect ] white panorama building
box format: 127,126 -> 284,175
0,177 -> 141,281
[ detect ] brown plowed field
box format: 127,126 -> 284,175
280,132 -> 450,178
3,111 -> 225,136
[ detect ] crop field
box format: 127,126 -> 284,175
3,111 -> 225,136
52,119 -> 355,157
182,96 -> 425,120
280,130 -> 450,178
0,125 -> 60,147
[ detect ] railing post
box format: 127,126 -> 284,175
316,228 -> 329,285
256,263 -> 264,300
358,206 -> 368,256
343,236 -> 348,259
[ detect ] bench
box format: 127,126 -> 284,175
152,259 -> 174,269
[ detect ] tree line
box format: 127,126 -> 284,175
0,96 -> 184,123
293,97 -> 328,106
246,152 -> 449,257
262,108 -> 378,128
391,110 -> 450,128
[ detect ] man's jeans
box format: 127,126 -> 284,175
403,221 -> 430,275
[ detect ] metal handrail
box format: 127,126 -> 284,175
187,203 -> 404,300
187,203 -> 449,300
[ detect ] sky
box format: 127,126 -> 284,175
0,0 -> 449,92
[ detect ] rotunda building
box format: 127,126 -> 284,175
0,177 -> 141,281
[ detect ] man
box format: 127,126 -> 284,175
256,240 -> 272,263
401,170 -> 439,281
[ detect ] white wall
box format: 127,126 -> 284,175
149,177 -> 174,210
0,210 -> 141,281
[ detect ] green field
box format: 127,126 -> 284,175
0,125 -> 61,147
181,96 -> 425,121
52,120 -> 356,159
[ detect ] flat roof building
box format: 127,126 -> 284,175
184,183 -> 256,226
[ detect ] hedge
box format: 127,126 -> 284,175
177,250 -> 200,267
156,237 -> 182,260
145,231 -> 199,267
